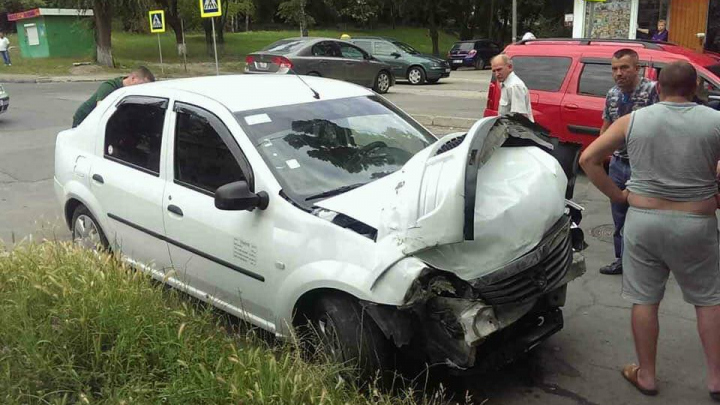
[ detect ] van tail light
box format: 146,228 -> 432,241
486,81 -> 498,112
468,49 -> 477,57
272,56 -> 293,70
447,51 -> 451,58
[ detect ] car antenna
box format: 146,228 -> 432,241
289,68 -> 320,100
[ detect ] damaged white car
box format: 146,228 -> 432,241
54,75 -> 586,376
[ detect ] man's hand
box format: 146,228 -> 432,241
614,189 -> 630,205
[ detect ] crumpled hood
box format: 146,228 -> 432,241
317,116 -> 568,280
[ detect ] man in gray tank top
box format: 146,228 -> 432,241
580,61 -> 720,400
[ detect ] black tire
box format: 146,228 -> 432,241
426,78 -> 439,84
373,70 -> 392,94
307,71 -> 321,77
307,293 -> 394,381
71,205 -> 110,251
407,66 -> 426,85
450,66 -> 458,71
474,58 -> 485,70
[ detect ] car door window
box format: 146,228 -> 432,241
374,41 -> 398,56
311,41 -> 339,57
104,97 -> 167,175
339,43 -> 366,60
578,63 -> 616,97
174,106 -> 247,195
353,40 -> 373,53
510,56 -> 572,92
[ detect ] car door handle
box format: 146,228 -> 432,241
92,174 -> 104,184
563,104 -> 579,110
167,204 -> 183,217
319,60 -> 328,64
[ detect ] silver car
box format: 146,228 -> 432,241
244,37 -> 395,94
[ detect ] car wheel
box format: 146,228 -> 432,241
71,205 -> 109,252
474,58 -> 485,70
307,293 -> 394,381
307,71 -> 321,77
407,66 -> 426,85
426,78 -> 439,84
373,71 -> 391,94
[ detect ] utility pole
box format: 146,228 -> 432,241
512,0 -> 517,43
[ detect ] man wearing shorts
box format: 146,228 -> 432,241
580,61 -> 720,400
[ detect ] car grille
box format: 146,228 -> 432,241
435,134 -> 466,156
473,216 -> 572,305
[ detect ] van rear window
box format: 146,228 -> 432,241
511,56 -> 572,92
453,42 -> 475,51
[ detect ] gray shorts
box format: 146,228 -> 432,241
622,207 -> 720,306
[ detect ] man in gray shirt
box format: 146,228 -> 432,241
580,61 -> 720,400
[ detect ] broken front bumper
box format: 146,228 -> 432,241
365,215 -> 586,371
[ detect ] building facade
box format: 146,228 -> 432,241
572,0 -> 720,53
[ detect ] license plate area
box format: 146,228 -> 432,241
256,62 -> 268,70
453,60 -> 463,64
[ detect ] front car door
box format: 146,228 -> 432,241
373,40 -> 405,77
162,99 -> 275,329
337,41 -> 375,86
561,57 -> 650,147
90,95 -> 171,270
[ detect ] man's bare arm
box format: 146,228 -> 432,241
599,119 -> 611,136
579,115 -> 631,203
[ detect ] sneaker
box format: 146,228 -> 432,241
600,259 -> 623,275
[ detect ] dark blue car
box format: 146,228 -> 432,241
447,40 -> 501,70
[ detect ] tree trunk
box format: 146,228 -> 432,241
93,0 -> 113,67
245,13 -> 249,32
428,1 -> 439,56
390,2 -> 395,30
488,0 -> 495,39
203,18 -> 213,55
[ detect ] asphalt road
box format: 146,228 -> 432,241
0,78 -> 712,405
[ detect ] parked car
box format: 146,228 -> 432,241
55,75 -> 585,377
484,38 -> 720,150
349,36 -> 451,85
447,39 -> 501,70
245,37 -> 394,94
0,84 -> 9,114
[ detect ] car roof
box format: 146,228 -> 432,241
352,36 -> 398,42
455,39 -> 494,43
135,75 -> 374,113
506,38 -> 719,67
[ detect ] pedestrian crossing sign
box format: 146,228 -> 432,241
200,0 -> 222,18
149,10 -> 165,33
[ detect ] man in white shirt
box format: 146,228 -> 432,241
491,54 -> 534,122
0,33 -> 11,66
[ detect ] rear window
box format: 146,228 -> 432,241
578,63 -> 615,97
511,56 -> 572,92
262,39 -> 307,54
452,42 -> 475,51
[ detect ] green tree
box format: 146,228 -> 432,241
277,0 -> 315,37
0,0 -> 46,13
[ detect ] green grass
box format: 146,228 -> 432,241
1,27 -> 458,76
0,243 -> 458,404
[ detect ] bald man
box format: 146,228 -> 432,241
490,54 -> 534,122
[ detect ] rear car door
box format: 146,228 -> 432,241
373,40 -> 405,77
308,41 -> 343,79
91,95 -> 171,270
337,41 -> 375,86
561,57 -> 649,147
510,55 -> 574,137
162,100 -> 274,328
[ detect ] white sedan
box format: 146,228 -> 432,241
55,74 -> 586,376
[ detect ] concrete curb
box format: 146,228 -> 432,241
413,114 -> 478,129
0,75 -> 116,84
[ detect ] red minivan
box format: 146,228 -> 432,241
484,39 -> 720,150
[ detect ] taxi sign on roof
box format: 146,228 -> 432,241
149,10 -> 165,33
200,0 -> 222,18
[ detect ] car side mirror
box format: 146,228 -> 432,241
215,181 -> 269,211
391,52 -> 401,58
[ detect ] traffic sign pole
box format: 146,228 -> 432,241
157,33 -> 164,74
211,17 -> 219,76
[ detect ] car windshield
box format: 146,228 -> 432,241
262,39 -> 307,54
393,41 -> 419,54
235,96 -> 436,206
453,42 -> 475,51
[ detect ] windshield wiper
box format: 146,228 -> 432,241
305,182 -> 367,201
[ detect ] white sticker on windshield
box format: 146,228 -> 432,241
286,159 -> 300,169
245,113 -> 272,125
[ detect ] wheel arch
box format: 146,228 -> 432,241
406,64 -> 426,77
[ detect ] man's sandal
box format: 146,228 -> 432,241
621,364 -> 658,396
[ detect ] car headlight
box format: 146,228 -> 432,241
431,63 -> 442,69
